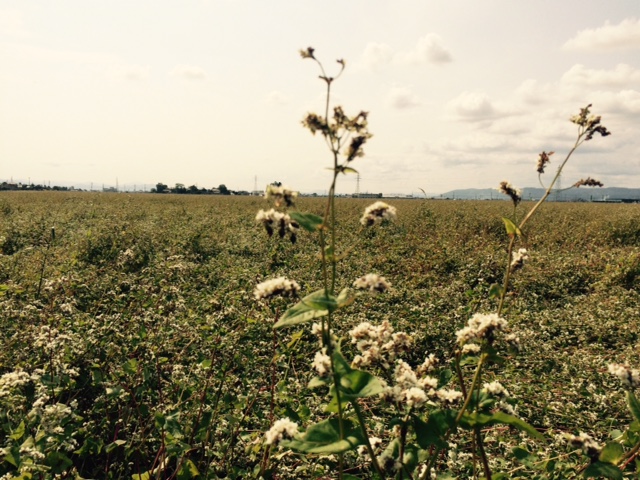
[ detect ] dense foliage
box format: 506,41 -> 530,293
1,192 -> 639,478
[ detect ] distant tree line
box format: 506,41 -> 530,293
151,183 -> 238,195
0,182 -> 73,191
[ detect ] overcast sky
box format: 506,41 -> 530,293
1,1 -> 639,195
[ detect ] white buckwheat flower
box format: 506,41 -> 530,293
608,363 -> 640,388
353,273 -> 391,293
510,248 -> 530,271
253,277 -> 300,300
482,381 -> 509,398
360,201 -> 397,226
564,432 -> 601,457
456,313 -> 507,346
435,388 -> 464,404
405,387 -> 428,408
312,348 -> 331,377
264,418 -> 299,445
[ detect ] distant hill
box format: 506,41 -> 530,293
437,187 -> 640,202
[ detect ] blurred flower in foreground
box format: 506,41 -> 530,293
254,277 -> 300,301
360,201 -> 397,226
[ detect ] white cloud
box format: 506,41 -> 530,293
358,42 -> 393,70
563,17 -> 640,51
387,86 -> 420,109
561,64 -> 640,86
171,64 -> 207,80
448,91 -> 495,121
397,34 -> 452,65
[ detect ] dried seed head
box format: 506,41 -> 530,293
573,177 -> 604,188
498,181 -> 522,207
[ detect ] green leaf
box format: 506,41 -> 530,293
413,410 -> 457,449
123,358 -> 138,376
600,441 -> 624,465
488,283 -> 504,299
177,459 -> 200,480
628,391 -> 640,422
290,212 -> 324,233
583,461 -> 623,480
308,376 -> 330,389
339,167 -> 359,175
286,330 -> 304,349
274,289 -> 337,328
328,351 -> 384,399
502,217 -> 522,237
283,418 -> 364,454
336,288 -> 355,308
10,421 -> 25,440
460,411 -> 545,441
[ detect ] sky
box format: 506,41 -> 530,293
1,1 -> 639,196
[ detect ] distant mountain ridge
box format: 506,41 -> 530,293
438,187 -> 640,202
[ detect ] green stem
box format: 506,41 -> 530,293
475,427 -> 492,480
352,400 -> 385,479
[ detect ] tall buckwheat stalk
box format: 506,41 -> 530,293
253,49 -> 629,480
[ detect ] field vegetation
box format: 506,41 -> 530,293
0,191 -> 639,479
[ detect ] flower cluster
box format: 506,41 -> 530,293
482,381 -> 509,398
498,181 -> 521,207
353,273 -> 391,293
573,177 -> 604,188
569,104 -> 611,140
536,151 -> 554,174
265,184 -> 298,207
381,359 -> 461,409
510,248 -> 529,272
360,201 -> 397,227
456,313 -> 508,347
608,363 -> 640,389
312,348 -> 331,377
564,432 -> 601,459
264,418 -> 299,445
255,208 -> 299,243
253,277 -> 300,301
349,320 -> 412,369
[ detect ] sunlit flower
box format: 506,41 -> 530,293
264,418 -> 299,445
312,348 -> 331,377
510,248 -> 529,272
353,273 -> 391,293
608,363 -> 640,389
360,201 -> 397,226
255,208 -> 299,242
564,432 -> 601,458
265,184 -> 298,207
482,381 -> 509,398
497,181 -> 521,206
253,277 -> 300,301
456,313 -> 508,346
436,388 -> 463,404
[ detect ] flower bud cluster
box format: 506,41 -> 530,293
353,273 -> 391,293
349,320 -> 412,369
360,201 -> 397,227
264,418 -> 299,445
569,104 -> 611,140
608,363 -> 640,389
253,277 -> 300,301
265,184 -> 298,207
380,359 -> 461,409
312,348 -> 331,377
564,432 -> 601,458
456,313 -> 508,347
255,208 -> 299,243
510,248 -> 529,272
497,181 -> 521,206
